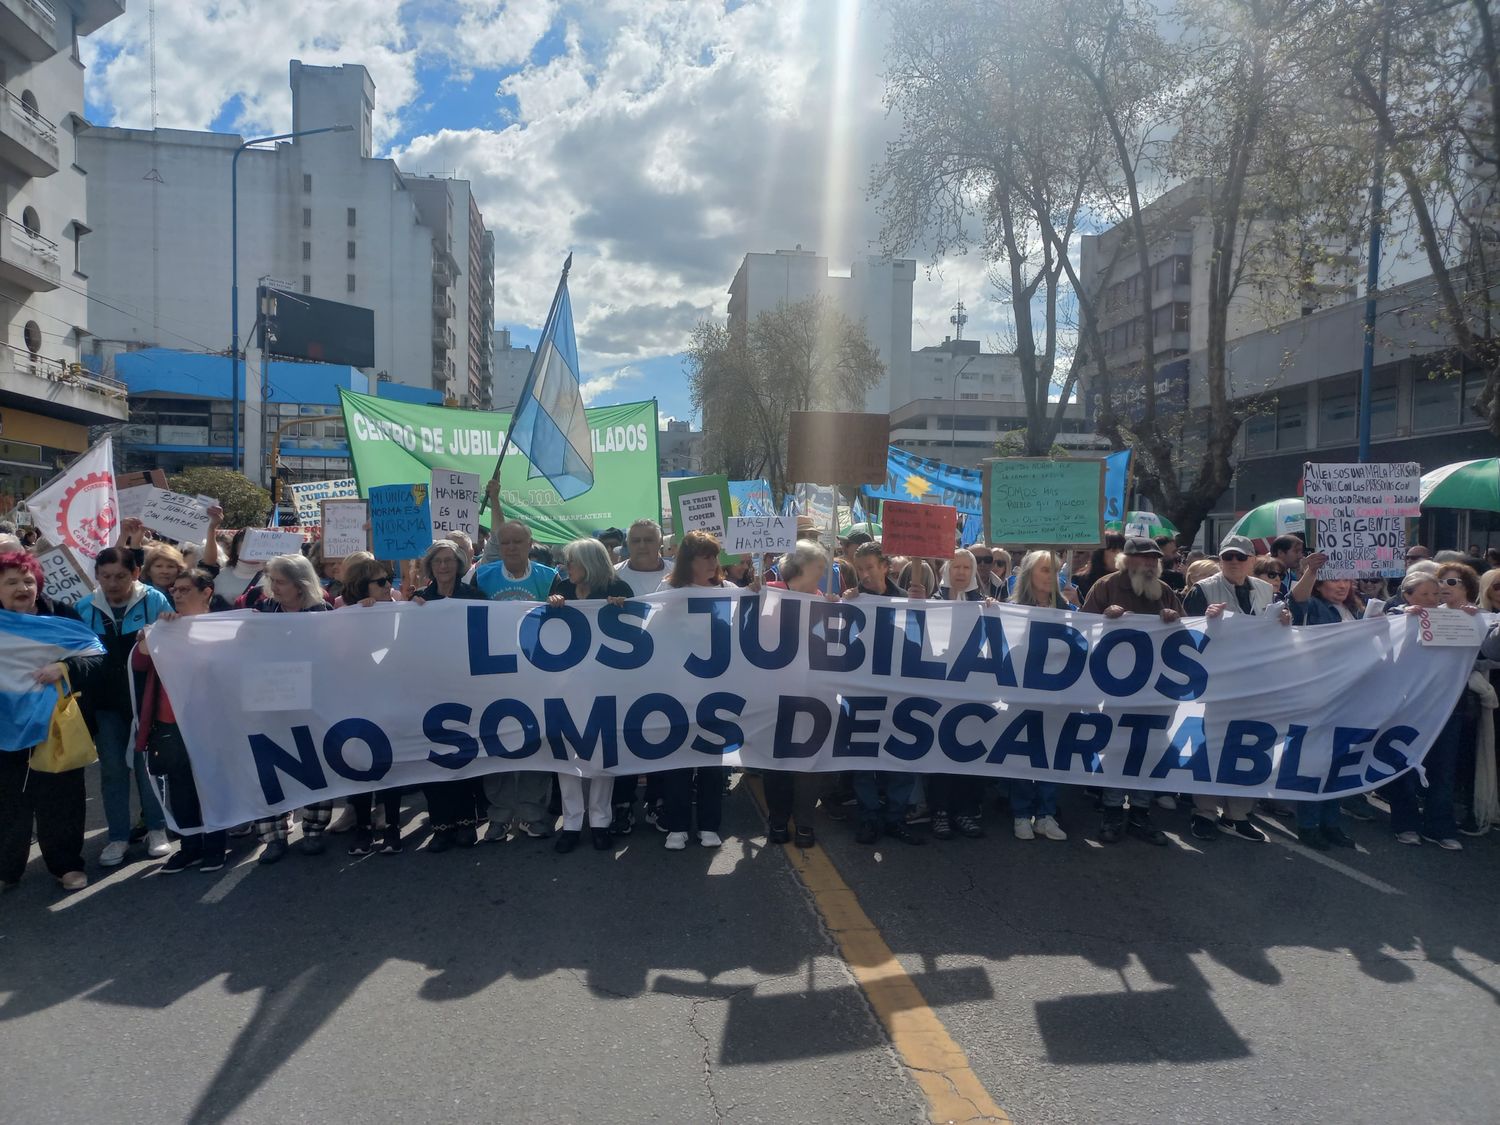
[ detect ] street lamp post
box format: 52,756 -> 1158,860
231,125 -> 352,475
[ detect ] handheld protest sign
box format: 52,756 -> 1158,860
288,478 -> 358,527
140,488 -> 211,544
368,483 -> 433,560
667,474 -> 734,564
881,500 -> 956,559
320,499 -> 371,560
429,469 -> 481,543
32,541 -> 93,606
723,515 -> 797,557
240,529 -> 306,563
982,457 -> 1105,547
786,412 -> 890,487
1302,462 -> 1420,579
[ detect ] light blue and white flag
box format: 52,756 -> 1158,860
0,609 -> 103,752
501,254 -> 594,501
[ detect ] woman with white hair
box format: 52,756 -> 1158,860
926,549 -> 996,840
248,554 -> 334,863
1006,550 -> 1077,841
545,538 -> 634,853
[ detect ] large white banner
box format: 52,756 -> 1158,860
143,589 -> 1492,831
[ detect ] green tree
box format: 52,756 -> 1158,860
167,467 -> 270,529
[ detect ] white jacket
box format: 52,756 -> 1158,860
1192,573 -> 1276,616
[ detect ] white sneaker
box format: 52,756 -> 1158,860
1013,817 -> 1035,841
1034,815 -> 1068,841
99,840 -> 128,867
1422,835 -> 1463,851
698,830 -> 723,848
482,820 -> 510,843
145,829 -> 171,858
1395,831 -> 1421,846
664,831 -> 689,851
1154,794 -> 1178,810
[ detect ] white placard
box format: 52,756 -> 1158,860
240,529 -> 306,562
1304,462 -> 1421,578
430,469 -> 480,542
33,543 -> 93,606
677,488 -> 726,539
141,487 -> 210,543
723,516 -> 798,556
241,662 -> 312,711
116,484 -> 152,523
321,499 -> 370,560
1417,607 -> 1486,647
288,478 -> 358,526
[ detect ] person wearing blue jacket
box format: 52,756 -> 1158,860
77,547 -> 173,868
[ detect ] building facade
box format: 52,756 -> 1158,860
0,0 -> 127,511
726,247 -> 916,413
79,61 -> 494,413
491,327 -> 533,410
657,417 -> 702,476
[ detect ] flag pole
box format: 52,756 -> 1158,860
479,252 -> 572,516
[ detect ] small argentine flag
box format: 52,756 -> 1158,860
0,609 -> 104,752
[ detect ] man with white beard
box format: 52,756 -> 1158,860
1081,537 -> 1189,845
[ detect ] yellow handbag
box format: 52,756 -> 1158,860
29,669 -> 97,774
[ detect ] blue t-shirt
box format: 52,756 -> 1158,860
474,560 -> 557,602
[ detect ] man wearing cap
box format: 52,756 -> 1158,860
1081,536 -> 1188,845
1179,534 -> 1276,843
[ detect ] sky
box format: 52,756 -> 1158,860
80,0 -> 1004,426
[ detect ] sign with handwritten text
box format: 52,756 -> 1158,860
723,516 -> 798,556
1304,462 -> 1420,578
881,500 -> 957,558
982,458 -> 1105,546
369,483 -> 433,560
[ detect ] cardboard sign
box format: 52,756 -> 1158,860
982,458 -> 1105,546
1304,462 -> 1420,579
882,500 -> 957,558
369,483 -> 432,560
33,542 -> 93,606
1417,607 -> 1486,647
320,499 -> 370,560
786,412 -> 890,486
723,516 -> 798,556
116,469 -> 168,491
141,488 -> 211,543
667,474 -> 736,563
240,529 -> 307,563
288,478 -> 358,526
430,469 -> 480,542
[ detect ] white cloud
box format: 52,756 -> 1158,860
579,364 -> 639,404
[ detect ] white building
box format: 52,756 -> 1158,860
0,0 -> 128,509
726,247 -> 915,413
657,417 -> 702,475
80,61 -> 494,409
491,326 -> 533,410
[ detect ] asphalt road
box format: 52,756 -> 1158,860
1,777 -> 1497,1125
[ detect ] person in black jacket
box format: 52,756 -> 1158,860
0,552 -> 103,891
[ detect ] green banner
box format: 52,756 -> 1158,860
338,389 -> 660,544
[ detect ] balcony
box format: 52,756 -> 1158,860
0,0 -> 58,61
0,344 -> 129,424
432,292 -> 452,317
0,87 -> 57,177
432,324 -> 454,350
0,214 -> 59,290
74,0 -> 125,36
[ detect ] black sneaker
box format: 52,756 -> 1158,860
1189,815 -> 1219,841
611,805 -> 635,835
347,828 -> 374,856
592,827 -> 614,851
954,815 -> 985,839
299,834 -> 326,856
453,825 -> 478,847
794,827 -> 816,849
643,804 -> 667,833
554,830 -> 580,854
854,819 -> 880,845
1297,827 -> 1330,851
884,822 -> 926,846
768,824 -> 791,844
379,826 -> 403,855
931,811 -> 954,840
258,839 -> 288,865
1322,825 -> 1356,849
1099,809 -> 1125,844
425,829 -> 454,854
160,850 -> 199,873
1219,817 -> 1267,842
1342,800 -> 1376,822
199,856 -> 226,873
1127,812 -> 1169,846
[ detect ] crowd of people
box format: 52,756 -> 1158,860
1,483 -> 1497,896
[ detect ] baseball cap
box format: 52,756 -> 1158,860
1122,536 -> 1163,557
1218,534 -> 1255,559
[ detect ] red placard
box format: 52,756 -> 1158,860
881,500 -> 957,558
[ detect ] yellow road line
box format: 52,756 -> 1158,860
744,778 -> 1011,1125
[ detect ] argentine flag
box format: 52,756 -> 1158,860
0,609 -> 104,752
507,254 -> 594,500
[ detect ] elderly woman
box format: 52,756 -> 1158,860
656,531 -> 731,850
77,547 -> 174,868
142,543 -> 187,605
413,539 -> 483,604
247,554 -> 336,863
131,569 -> 228,872
0,552 -> 102,891
334,553 -> 403,608
1479,567 -> 1500,615
927,549 -> 994,840
546,538 -> 634,853
763,541 -> 841,847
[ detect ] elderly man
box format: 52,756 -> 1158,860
613,518 -> 668,596
1179,534 -> 1276,842
1081,537 -> 1194,845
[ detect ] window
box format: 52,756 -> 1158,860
1173,302 -> 1190,332
1276,401 -> 1306,450
21,206 -> 39,236
347,240 -> 356,260
302,207 -> 311,228
1413,375 -> 1460,431
1246,413 -> 1276,455
1462,369 -> 1486,425
301,241 -> 311,261
1318,391 -> 1357,445
959,392 -> 979,401
347,207 -> 357,226
303,173 -> 312,192
346,273 -> 356,293
70,221 -> 88,275
302,275 -> 311,293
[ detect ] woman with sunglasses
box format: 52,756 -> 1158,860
333,552 -> 404,607
656,531 -> 732,851
1252,556 -> 1286,592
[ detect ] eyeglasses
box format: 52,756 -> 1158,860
1439,577 -> 1463,587
1219,553 -> 1249,562
1262,568 -> 1286,578
974,557 -> 993,564
372,576 -> 392,587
